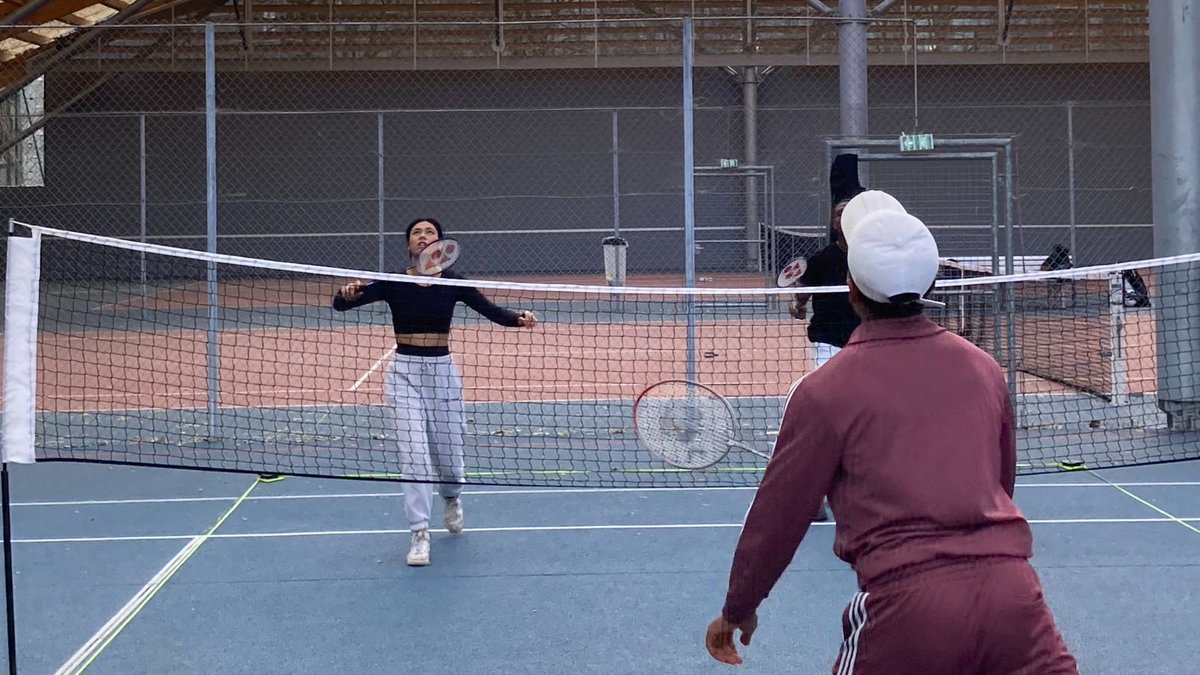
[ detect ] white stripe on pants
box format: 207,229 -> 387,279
836,591 -> 870,675
383,353 -> 466,532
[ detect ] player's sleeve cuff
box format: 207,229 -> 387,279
721,598 -> 754,625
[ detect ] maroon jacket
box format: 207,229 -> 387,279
722,315 -> 1033,624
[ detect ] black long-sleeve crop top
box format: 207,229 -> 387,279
332,270 -> 522,356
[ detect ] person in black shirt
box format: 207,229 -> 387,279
786,200 -> 857,524
789,199 -> 859,369
787,190 -> 909,522
334,218 -> 536,566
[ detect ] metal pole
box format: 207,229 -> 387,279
139,114 -> 147,315
611,109 -> 620,237
1004,145 -> 1018,398
762,168 -> 773,285
377,112 -> 385,273
1066,102 -> 1078,266
682,18 -> 697,382
2,463 -> 16,675
838,0 -> 869,183
205,23 -> 220,436
823,143 -> 832,241
1108,274 -> 1129,406
991,154 -> 1001,367
991,155 -> 1000,275
1151,0 -> 1200,428
742,66 -> 759,271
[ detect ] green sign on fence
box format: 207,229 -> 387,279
899,133 -> 935,152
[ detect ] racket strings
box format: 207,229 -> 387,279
635,382 -> 736,469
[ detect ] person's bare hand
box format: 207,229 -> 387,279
517,311 -> 538,328
340,280 -> 366,301
789,298 -> 803,319
705,613 -> 757,665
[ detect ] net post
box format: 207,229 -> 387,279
205,22 -> 221,435
682,17 -> 697,381
1,462 -> 15,675
1108,273 -> 1129,407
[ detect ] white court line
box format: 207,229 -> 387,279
16,516 -> 1200,545
53,478 -> 260,675
349,349 -> 393,392
1088,470 -> 1200,536
13,481 -> 1200,508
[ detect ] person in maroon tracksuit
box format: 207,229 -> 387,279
705,207 -> 1077,674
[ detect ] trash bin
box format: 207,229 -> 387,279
602,235 -> 628,287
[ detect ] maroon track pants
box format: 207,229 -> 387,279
831,558 -> 1078,675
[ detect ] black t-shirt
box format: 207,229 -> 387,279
797,243 -> 860,348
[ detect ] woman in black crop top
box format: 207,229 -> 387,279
333,218 -> 536,567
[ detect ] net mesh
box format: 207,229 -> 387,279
10,223 -> 1200,486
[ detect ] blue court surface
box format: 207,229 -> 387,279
3,460 -> 1199,674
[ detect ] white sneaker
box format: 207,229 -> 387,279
443,497 -> 464,534
406,529 -> 430,566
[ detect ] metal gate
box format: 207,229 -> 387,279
823,137 -> 1018,391
693,165 -> 776,285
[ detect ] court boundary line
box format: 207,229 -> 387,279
18,516 -> 1200,545
12,481 -> 1200,508
53,478 -> 261,675
349,349 -> 393,391
1088,470 -> 1200,536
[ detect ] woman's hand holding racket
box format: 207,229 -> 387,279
517,311 -> 538,328
340,280 -> 367,301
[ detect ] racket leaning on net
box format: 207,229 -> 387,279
410,237 -> 461,276
633,379 -> 773,470
776,256 -> 808,288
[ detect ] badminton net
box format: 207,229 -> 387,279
5,222 -> 1200,486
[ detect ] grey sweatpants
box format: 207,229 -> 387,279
383,353 -> 467,532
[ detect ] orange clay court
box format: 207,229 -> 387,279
24,299 -> 1158,414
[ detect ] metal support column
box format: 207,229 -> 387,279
1151,0 -> 1200,428
205,23 -> 220,435
682,18 -> 697,381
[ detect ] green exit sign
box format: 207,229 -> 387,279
719,158 -> 740,168
899,133 -> 935,152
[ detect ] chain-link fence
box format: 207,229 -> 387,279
0,4 -> 1152,283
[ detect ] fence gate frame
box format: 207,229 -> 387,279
822,136 -> 1020,393
692,164 -> 776,286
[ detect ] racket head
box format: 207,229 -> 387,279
776,256 -> 808,287
633,379 -> 737,470
415,238 -> 461,276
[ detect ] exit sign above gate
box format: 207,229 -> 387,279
899,133 -> 935,152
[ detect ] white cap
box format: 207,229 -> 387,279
840,190 -> 907,239
845,209 -> 945,308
